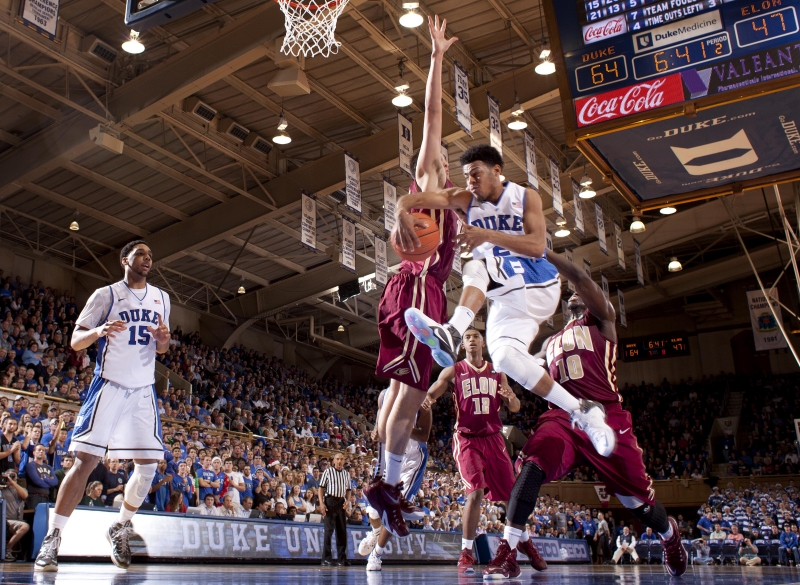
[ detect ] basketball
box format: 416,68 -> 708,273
392,212 -> 440,262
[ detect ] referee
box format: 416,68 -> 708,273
318,453 -> 350,566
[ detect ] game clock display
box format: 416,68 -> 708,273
621,334 -> 691,361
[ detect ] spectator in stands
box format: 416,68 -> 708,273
596,512 -> 611,563
698,511 -> 714,536
81,481 -> 104,507
150,460 -> 173,512
739,538 -> 761,566
51,453 -> 73,502
710,523 -> 727,540
641,527 -> 658,541
779,523 -> 799,566
727,524 -> 745,543
692,538 -> 714,565
25,443 -> 57,509
199,494 -> 217,515
251,500 -> 270,519
1,469 -> 28,561
0,417 -> 20,474
612,527 -> 639,564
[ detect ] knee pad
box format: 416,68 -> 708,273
462,260 -> 489,293
367,506 -> 380,520
628,500 -> 670,535
492,345 -> 546,390
125,462 -> 158,507
507,462 -> 545,526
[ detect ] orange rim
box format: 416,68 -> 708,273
274,0 -> 342,10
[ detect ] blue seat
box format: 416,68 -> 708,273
708,539 -> 723,563
769,540 -> 781,566
754,539 -> 770,565
649,541 -> 664,564
720,540 -> 739,565
635,541 -> 650,564
681,539 -> 693,564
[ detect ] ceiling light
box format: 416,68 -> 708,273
554,228 -> 570,238
392,60 -> 413,107
238,284 -> 246,294
579,184 -> 596,199
579,171 -> 593,187
508,101 -> 528,130
399,2 -> 424,28
667,256 -> 682,272
629,216 -> 646,233
499,175 -> 506,182
122,30 -> 145,54
337,324 -> 345,332
69,211 -> 79,231
539,46 -> 551,60
535,44 -> 556,75
273,114 -> 291,145
660,206 -> 677,215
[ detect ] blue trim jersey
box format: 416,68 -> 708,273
76,281 -> 170,388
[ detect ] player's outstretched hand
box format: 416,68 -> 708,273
391,212 -> 427,252
421,396 -> 436,411
498,385 -> 515,401
97,320 -> 127,338
455,225 -> 489,254
429,15 -> 458,57
148,313 -> 170,345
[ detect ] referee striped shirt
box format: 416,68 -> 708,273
319,466 -> 350,498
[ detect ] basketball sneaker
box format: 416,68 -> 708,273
458,547 -> 477,573
367,549 -> 383,571
570,399 -> 616,457
517,539 -> 548,571
33,528 -> 61,572
482,539 -> 521,580
662,517 -> 688,577
404,308 -> 461,368
364,479 -> 409,538
107,520 -> 133,569
359,531 -> 379,556
401,499 -> 425,522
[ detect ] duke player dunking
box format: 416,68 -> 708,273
398,145 -> 614,459
35,240 -> 171,573
481,251 -> 687,579
423,328 -> 546,575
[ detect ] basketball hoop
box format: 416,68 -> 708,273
275,0 -> 350,58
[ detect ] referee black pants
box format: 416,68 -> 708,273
323,496 -> 347,561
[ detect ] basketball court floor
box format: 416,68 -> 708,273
0,564 -> 796,585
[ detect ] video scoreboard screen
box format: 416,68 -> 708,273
620,333 -> 691,361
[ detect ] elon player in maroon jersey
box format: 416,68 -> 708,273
423,328 -> 546,575
482,251 -> 688,580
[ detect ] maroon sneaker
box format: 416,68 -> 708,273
482,539 -> 521,580
364,479 -> 409,538
458,548 -> 476,574
517,539 -> 547,571
661,517 -> 688,577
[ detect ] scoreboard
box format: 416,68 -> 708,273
544,0 -> 800,210
620,333 -> 691,361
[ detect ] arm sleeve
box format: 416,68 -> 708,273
76,288 -> 112,329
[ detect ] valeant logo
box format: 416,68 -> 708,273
582,16 -> 627,44
574,74 -> 685,127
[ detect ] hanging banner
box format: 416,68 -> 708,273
452,220 -> 463,276
487,93 -> 502,155
547,315 -> 554,329
572,180 -> 585,236
375,236 -> 388,287
583,259 -> 591,279
614,222 -> 625,270
595,203 -> 607,255
342,218 -> 356,273
634,239 -> 644,287
565,249 -> 575,292
561,300 -> 569,320
746,290 -> 788,351
618,288 -> 627,328
398,112 -> 413,177
453,61 -> 471,134
549,158 -> 563,218
20,0 -> 60,41
344,152 -> 361,214
524,131 -> 539,190
545,230 -> 553,252
383,179 -> 397,234
441,142 -> 449,162
600,274 -> 609,299
300,191 -> 316,251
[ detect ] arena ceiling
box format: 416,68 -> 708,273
0,0 -> 793,361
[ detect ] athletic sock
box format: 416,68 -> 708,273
117,505 -> 136,524
660,524 -> 674,541
384,451 -> 404,486
375,442 -> 386,480
448,306 -> 475,336
375,544 -> 386,555
372,526 -> 382,536
544,381 -> 581,412
503,526 -> 523,550
519,529 -> 530,543
51,513 -> 69,532
462,538 -> 474,550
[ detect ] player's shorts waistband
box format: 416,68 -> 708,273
395,270 -> 445,287
455,429 -> 498,439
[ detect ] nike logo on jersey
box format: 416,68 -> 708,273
118,298 -> 125,302
620,428 -> 631,434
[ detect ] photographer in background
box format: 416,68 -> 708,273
0,469 -> 29,561
739,537 -> 761,566
691,537 -> 714,565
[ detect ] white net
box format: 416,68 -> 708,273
277,0 -> 350,58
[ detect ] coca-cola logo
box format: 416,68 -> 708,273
575,74 -> 685,127
582,16 -> 626,44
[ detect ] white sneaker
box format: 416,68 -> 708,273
570,399 -> 616,457
359,531 -> 378,556
367,549 -> 383,571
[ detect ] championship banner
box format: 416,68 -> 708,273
594,485 -> 612,503
583,259 -> 591,278
545,230 -> 553,252
524,131 -> 539,190
454,61 -> 472,134
595,202 -> 607,255
547,315 -> 554,329
452,221 -> 463,275
37,507 -> 462,562
562,299 -> 569,319
572,179 -> 585,236
614,222 -> 625,270
482,534 -> 591,564
618,288 -> 627,328
300,191 -> 316,251
398,112 -> 413,177
565,248 -> 575,291
634,239 -> 644,286
375,236 -> 388,286
487,93 -> 502,155
21,0 -> 60,40
746,289 -> 788,351
549,158 -> 563,218
383,179 -> 397,234
344,152 -> 362,214
600,273 -> 609,300
342,218 -> 356,273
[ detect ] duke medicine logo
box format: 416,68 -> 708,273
636,33 -> 652,50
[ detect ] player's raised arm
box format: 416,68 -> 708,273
393,188 -> 471,252
421,365 -> 455,410
498,374 -> 520,413
547,252 -> 615,325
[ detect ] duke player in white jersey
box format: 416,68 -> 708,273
359,388 -> 431,571
35,240 -> 171,572
399,145 -> 615,457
